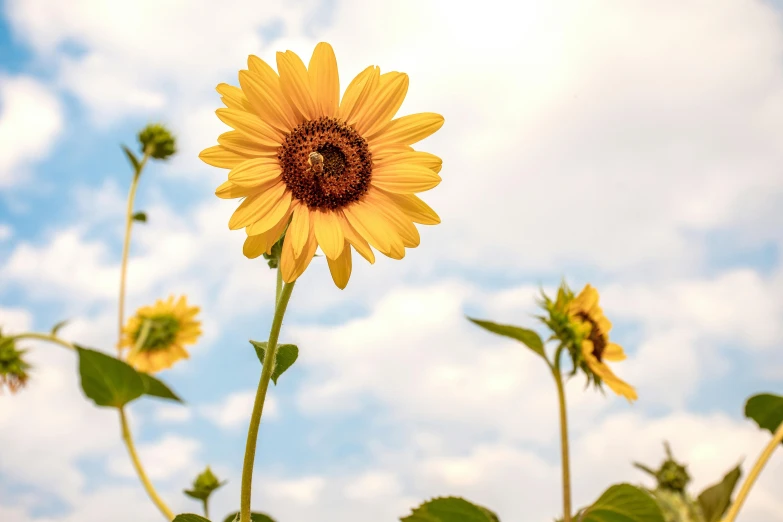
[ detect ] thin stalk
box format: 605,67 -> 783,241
119,408 -> 174,520
239,275 -> 296,522
117,148 -> 151,357
551,345 -> 572,522
9,332 -> 76,351
722,420 -> 783,522
202,498 -> 209,520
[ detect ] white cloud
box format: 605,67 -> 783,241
0,223 -> 12,242
0,75 -> 63,188
154,403 -> 193,423
264,475 -> 325,505
0,306 -> 33,333
107,434 -> 201,481
343,471 -> 402,501
201,390 -> 278,429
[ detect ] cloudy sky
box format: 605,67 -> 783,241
1,0 -> 783,521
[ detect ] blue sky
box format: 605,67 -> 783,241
1,0 -> 783,521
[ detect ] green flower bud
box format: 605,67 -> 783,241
634,442 -> 692,493
0,329 -> 32,394
138,123 -> 176,160
184,466 -> 226,502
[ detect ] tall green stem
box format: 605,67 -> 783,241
119,408 -> 174,520
239,275 -> 296,522
722,420 -> 783,522
117,149 -> 151,357
551,345 -> 572,522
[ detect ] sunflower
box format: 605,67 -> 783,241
200,42 -> 444,289
568,285 -> 637,402
120,296 -> 202,373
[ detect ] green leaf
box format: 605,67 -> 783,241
400,496 -> 500,522
745,393 -> 783,443
122,144 -> 141,172
222,512 -> 276,522
50,319 -> 69,336
132,211 -> 148,223
173,515 -> 211,522
250,341 -> 299,385
697,464 -> 742,522
76,346 -> 145,408
138,372 -> 183,402
578,484 -> 664,522
467,317 -> 546,359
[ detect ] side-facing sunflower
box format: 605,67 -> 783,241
568,285 -> 637,402
120,296 -> 202,373
200,42 -> 445,289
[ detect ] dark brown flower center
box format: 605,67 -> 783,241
278,117 -> 372,210
577,312 -> 607,362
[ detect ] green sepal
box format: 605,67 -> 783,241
745,393 -> 783,443
400,496 -> 499,522
578,483 -> 665,522
697,464 -> 742,522
467,317 -> 546,360
250,341 -> 299,385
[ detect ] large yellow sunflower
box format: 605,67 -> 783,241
200,42 -> 444,289
568,285 -> 637,402
120,296 -> 202,373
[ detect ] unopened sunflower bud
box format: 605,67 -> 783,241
634,442 -> 692,493
0,329 -> 31,394
138,123 -> 176,160
184,466 -> 225,501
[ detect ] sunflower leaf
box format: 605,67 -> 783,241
250,341 -> 298,385
577,483 -> 664,522
122,144 -> 141,172
132,211 -> 148,223
222,512 -> 276,522
697,464 -> 742,522
744,393 -> 783,443
75,346 -> 145,408
400,496 -> 499,522
138,372 -> 183,403
467,317 -> 546,360
173,515 -> 211,522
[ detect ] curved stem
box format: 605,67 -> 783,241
117,150 -> 151,357
551,345 -> 572,522
9,332 -> 76,351
119,407 -> 174,520
722,421 -> 783,522
239,276 -> 296,522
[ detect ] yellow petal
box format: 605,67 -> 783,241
288,201 -> 311,258
377,190 -> 440,225
217,83 -> 254,112
215,180 -> 264,199
313,210 -> 345,259
602,343 -> 627,362
368,112 -> 445,146
373,150 -> 443,174
281,221 -> 318,283
371,164 -> 442,193
308,42 -> 339,117
343,195 -> 405,256
200,146 -> 253,169
218,131 -> 279,156
228,157 -> 282,188
337,211 -> 375,264
276,50 -> 317,122
338,65 -> 380,124
370,143 -> 414,161
228,182 -> 288,230
354,72 -> 409,137
243,207 -> 292,258
216,109 -> 282,148
326,241 -> 352,289
247,55 -> 299,130
239,69 -> 294,135
246,188 -> 293,235
368,190 -> 420,248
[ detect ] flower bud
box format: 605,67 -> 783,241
0,329 -> 31,394
183,466 -> 225,502
138,123 -> 176,160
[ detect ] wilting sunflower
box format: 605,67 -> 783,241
120,296 -> 202,373
568,285 -> 637,402
200,42 -> 444,289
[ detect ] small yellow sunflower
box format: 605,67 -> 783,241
200,42 -> 445,289
120,296 -> 202,373
568,285 -> 637,402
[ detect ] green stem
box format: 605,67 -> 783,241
722,420 -> 783,522
239,275 -> 296,522
9,332 -> 76,351
202,498 -> 210,520
118,148 -> 151,358
119,408 -> 174,521
551,345 -> 572,522
275,263 -> 283,306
